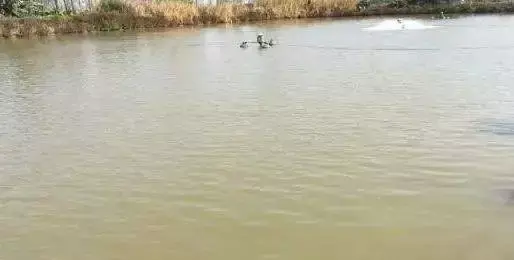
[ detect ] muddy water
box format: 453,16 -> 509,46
2,14 -> 514,260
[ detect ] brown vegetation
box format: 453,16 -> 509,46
1,0 -> 514,38
0,0 -> 359,38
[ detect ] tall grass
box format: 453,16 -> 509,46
256,0 -> 358,18
1,0 -> 514,38
0,0 -> 357,37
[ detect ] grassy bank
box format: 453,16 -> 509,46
355,1 -> 514,16
1,0 -> 513,38
0,0 -> 358,38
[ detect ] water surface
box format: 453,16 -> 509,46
2,14 -> 514,260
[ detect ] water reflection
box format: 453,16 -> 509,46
480,120 -> 514,136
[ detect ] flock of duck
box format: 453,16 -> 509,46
240,12 -> 449,48
240,33 -> 275,49
240,12 -> 448,48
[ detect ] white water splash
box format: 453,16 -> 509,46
364,19 -> 438,31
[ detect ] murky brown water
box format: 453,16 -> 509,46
2,14 -> 514,260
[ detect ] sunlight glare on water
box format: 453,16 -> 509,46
363,18 -> 438,31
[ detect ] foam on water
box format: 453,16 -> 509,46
364,19 -> 438,31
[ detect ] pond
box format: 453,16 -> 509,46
2,14 -> 514,260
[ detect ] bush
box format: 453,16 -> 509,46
1,0 -> 47,17
357,0 -> 370,10
97,0 -> 133,13
387,0 -> 408,8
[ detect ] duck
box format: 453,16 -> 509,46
268,38 -> 275,46
240,41 -> 248,48
432,11 -> 447,19
259,42 -> 270,49
257,33 -> 264,45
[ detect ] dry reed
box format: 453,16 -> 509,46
1,0 -> 514,38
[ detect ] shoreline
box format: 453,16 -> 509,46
1,1 -> 514,39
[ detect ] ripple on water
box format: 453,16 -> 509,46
3,15 -> 514,260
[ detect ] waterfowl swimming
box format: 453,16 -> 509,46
259,42 -> 270,49
256,33 -> 264,45
396,18 -> 406,29
240,41 -> 248,48
432,11 -> 447,19
268,38 -> 275,46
